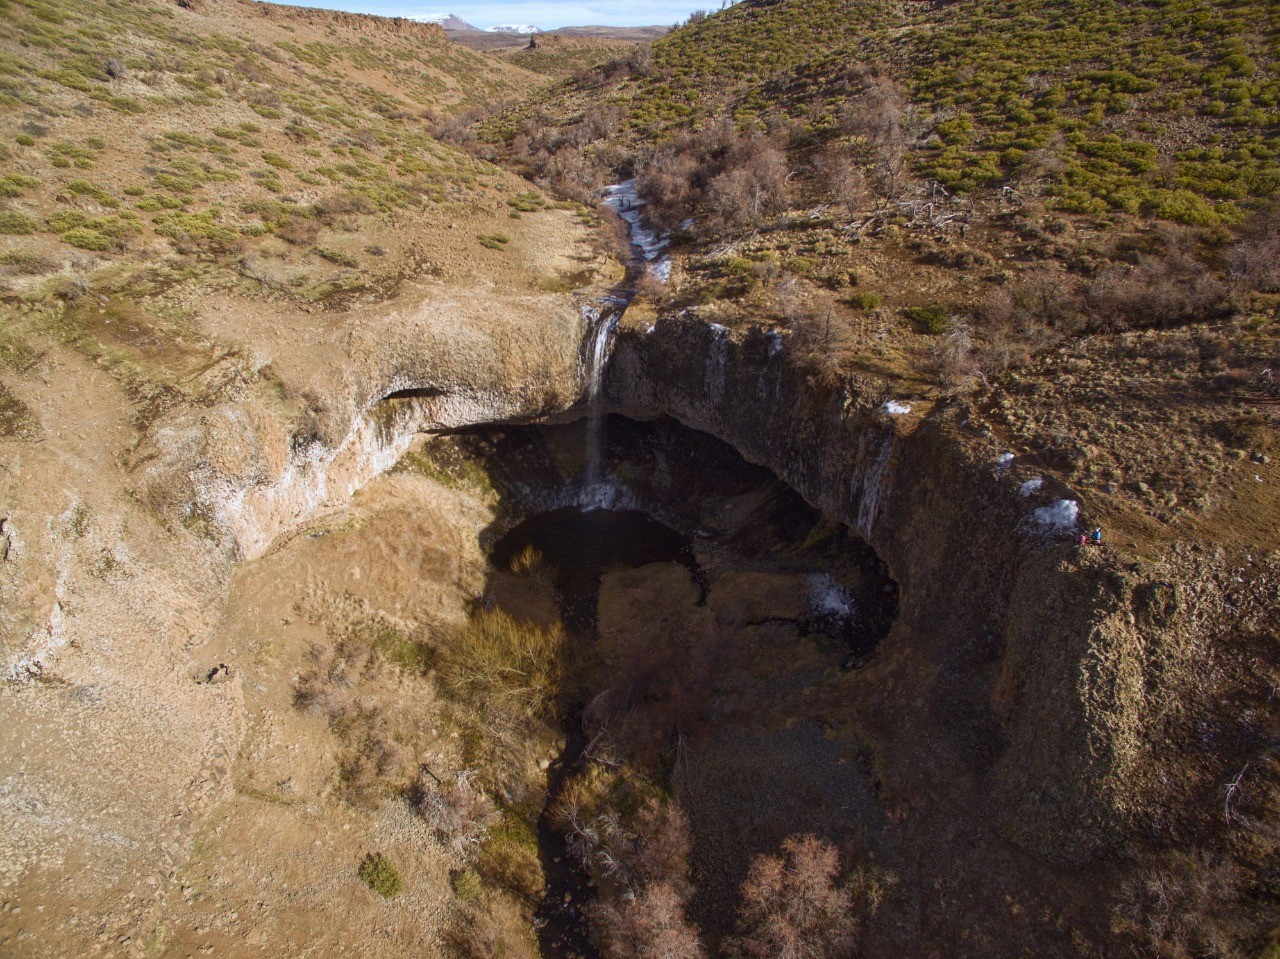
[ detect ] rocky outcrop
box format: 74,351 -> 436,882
142,295 -> 594,562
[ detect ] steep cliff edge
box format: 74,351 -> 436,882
605,309 -> 1279,871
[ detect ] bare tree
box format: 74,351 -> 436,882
841,68 -> 909,198
705,137 -> 791,231
811,145 -> 869,214
1229,199 -> 1280,294
590,882 -> 706,959
723,835 -> 860,959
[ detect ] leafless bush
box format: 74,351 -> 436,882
1085,229 -> 1228,330
811,145 -> 869,214
276,214 -> 320,247
723,835 -> 862,959
637,149 -> 701,232
313,193 -> 376,227
841,68 -> 909,198
339,713 -> 407,806
930,318 -> 984,389
1114,851 -> 1253,959
633,269 -> 672,305
412,768 -> 499,857
590,881 -> 706,959
1228,200 -> 1280,294
705,137 -> 791,232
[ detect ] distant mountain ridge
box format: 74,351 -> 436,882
488,23 -> 542,34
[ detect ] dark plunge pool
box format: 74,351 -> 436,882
489,506 -> 698,635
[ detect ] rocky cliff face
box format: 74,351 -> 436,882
604,309 -> 1237,862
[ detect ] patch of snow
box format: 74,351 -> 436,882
767,330 -> 784,357
997,451 -> 1015,467
487,24 -> 541,33
882,400 -> 911,416
1029,499 -> 1079,531
1019,476 -> 1044,497
679,218 -> 695,231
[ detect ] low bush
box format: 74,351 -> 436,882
61,227 -> 114,251
314,246 -> 359,268
904,305 -> 950,334
358,852 -> 403,899
0,211 -> 38,234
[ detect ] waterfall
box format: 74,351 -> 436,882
855,435 -> 893,537
582,301 -> 622,489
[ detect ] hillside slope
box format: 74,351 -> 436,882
0,3 -> 612,956
489,0 -> 1279,226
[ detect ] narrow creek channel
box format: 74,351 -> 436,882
490,508 -> 697,959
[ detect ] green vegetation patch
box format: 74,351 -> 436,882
0,211 -> 39,235
358,852 -> 403,899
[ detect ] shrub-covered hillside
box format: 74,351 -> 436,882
481,0 -> 1279,228
0,0 -> 572,298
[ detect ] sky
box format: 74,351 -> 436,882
262,0 -> 717,29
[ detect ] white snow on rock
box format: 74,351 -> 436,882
488,24 -> 541,33
1019,476 -> 1044,496
1029,499 -> 1079,530
997,451 -> 1015,467
882,400 -> 911,416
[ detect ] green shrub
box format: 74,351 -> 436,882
61,228 -> 114,251
452,868 -> 484,902
904,305 -> 950,334
15,134 -> 35,147
507,191 -> 545,213
846,291 -> 881,310
261,151 -> 293,169
358,853 -> 403,899
0,211 -> 38,234
153,210 -> 239,251
47,210 -> 88,231
478,232 -> 510,250
65,179 -> 119,207
0,174 -> 40,198
314,246 -> 359,268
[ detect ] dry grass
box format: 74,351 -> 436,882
440,609 -> 566,721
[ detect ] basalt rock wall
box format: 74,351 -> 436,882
605,310 -> 1186,863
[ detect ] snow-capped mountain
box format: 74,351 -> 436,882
410,13 -> 480,31
487,24 -> 542,34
